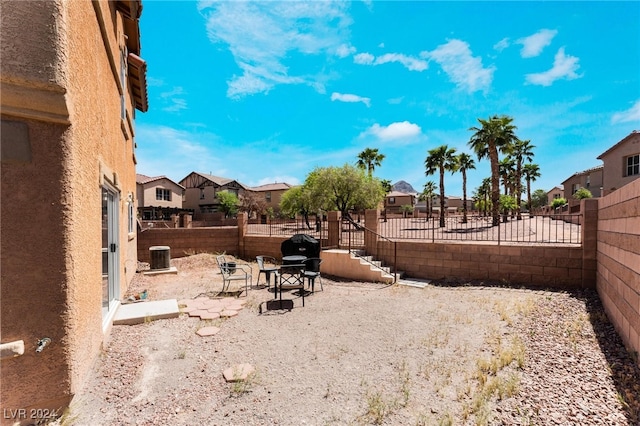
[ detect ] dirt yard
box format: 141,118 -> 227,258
63,254 -> 639,425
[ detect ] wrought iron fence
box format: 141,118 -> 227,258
246,216 -> 327,240
378,213 -> 582,245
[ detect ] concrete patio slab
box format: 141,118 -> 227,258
142,266 -> 178,276
113,299 -> 180,325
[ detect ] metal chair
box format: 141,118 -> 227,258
215,255 -> 252,296
303,257 -> 323,293
275,264 -> 306,307
255,255 -> 278,289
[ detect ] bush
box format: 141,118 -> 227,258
551,197 -> 567,209
573,188 -> 593,199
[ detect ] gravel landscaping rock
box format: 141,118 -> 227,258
61,254 -> 640,425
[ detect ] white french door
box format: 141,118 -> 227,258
101,186 -> 120,320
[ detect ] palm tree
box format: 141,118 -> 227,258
356,148 -> 385,177
474,177 -> 492,217
510,139 -> 535,219
425,145 -> 457,227
420,181 -> 437,221
468,115 -> 519,226
455,152 -> 476,223
523,163 -> 541,216
499,156 -> 516,196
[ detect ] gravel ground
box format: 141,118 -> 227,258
62,254 -> 640,425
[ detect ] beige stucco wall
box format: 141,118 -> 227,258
1,0 -> 140,420
600,132 -> 640,195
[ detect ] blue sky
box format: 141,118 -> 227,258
136,1 -> 640,196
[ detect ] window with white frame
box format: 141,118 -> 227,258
265,191 -> 271,202
388,197 -> 395,204
626,154 -> 639,176
156,188 -> 171,201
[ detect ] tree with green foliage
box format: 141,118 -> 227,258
551,197 -> 567,210
356,148 -> 385,177
473,177 -> 492,217
425,145 -> 457,227
455,152 -> 476,223
469,115 -> 519,226
380,179 -> 393,194
303,164 -> 385,219
499,194 -> 517,222
419,181 -> 437,221
523,163 -> 541,216
216,190 -> 239,218
573,188 -> 593,199
280,185 -> 315,229
509,139 -> 535,219
531,189 -> 548,210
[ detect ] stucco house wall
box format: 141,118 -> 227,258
1,0 -> 146,421
597,130 -> 640,196
562,165 -> 603,201
136,175 -> 184,209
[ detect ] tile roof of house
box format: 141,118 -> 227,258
561,165 -> 604,184
194,172 -> 251,190
136,174 -> 185,189
386,191 -> 415,197
251,182 -> 294,192
597,130 -> 640,159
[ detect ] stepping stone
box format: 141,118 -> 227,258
207,306 -> 224,313
180,306 -> 199,313
219,309 -> 238,318
196,326 -> 220,337
225,303 -> 244,311
223,363 -> 255,382
188,309 -> 208,318
199,312 -> 220,320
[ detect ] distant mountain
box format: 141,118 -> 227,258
392,180 -> 417,193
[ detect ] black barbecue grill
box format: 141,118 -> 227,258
280,234 -> 320,259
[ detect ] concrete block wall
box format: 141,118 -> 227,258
596,179 -> 640,362
378,240 -> 584,287
137,228 -> 238,263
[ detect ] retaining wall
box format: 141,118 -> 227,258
596,179 -> 640,359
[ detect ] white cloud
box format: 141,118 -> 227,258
159,87 -> 188,112
611,100 -> 640,124
517,29 -> 558,58
360,121 -> 423,143
353,52 -> 427,71
387,96 -> 404,105
525,47 -> 582,86
197,1 -> 353,98
335,43 -> 356,58
493,38 -> 510,52
354,52 -> 375,65
422,39 -> 494,93
331,92 -> 371,107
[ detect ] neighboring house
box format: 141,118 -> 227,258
561,165 -> 604,201
136,174 -> 185,219
547,186 -> 564,205
427,195 -> 473,214
180,172 -> 250,214
597,130 -> 640,196
384,191 -> 416,213
1,0 -> 147,418
250,182 -> 293,215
